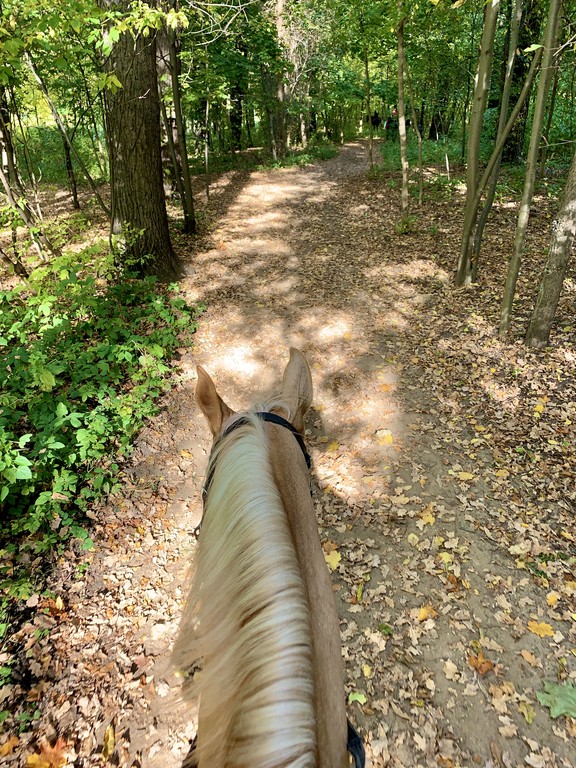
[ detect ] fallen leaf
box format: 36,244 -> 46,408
325,550 -> 342,571
520,650 -> 542,668
419,508 -> 435,526
528,620 -> 555,638
0,736 -> 19,757
518,701 -> 536,724
546,592 -> 559,607
443,660 -> 460,681
102,724 -> 115,761
418,605 -> 438,622
348,691 -> 367,705
537,681 -> 576,718
468,650 -> 493,676
27,738 -> 68,768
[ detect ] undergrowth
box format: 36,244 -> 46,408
0,250 -> 203,609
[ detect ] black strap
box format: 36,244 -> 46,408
347,719 -> 366,768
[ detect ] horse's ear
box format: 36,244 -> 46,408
281,348 -> 313,434
195,365 -> 234,437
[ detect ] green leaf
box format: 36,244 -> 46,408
56,402 -> 68,417
39,370 -> 56,391
537,681 -> 576,718
15,465 -> 32,480
348,692 -> 367,705
18,434 -> 32,448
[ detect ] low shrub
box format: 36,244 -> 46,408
0,258 -> 203,563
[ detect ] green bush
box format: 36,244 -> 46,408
0,260 -> 202,556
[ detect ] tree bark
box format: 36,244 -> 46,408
472,0 -> 523,280
397,7 -> 409,215
525,145 -> 576,348
103,7 -> 181,280
455,0 -> 500,286
499,0 -> 563,335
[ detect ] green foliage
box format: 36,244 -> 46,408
21,126 -> 107,185
379,135 -> 464,170
0,252 -> 203,554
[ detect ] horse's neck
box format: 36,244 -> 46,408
268,427 -> 348,768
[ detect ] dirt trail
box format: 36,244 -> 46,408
15,142 -> 574,768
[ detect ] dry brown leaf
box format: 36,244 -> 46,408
468,649 -> 493,676
519,649 -> 542,668
27,738 -> 68,768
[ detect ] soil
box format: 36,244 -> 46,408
2,141 -> 575,768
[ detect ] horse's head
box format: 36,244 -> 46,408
195,347 -> 313,437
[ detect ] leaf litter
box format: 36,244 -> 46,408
1,141 -> 574,767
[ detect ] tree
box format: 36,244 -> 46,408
455,0 -> 501,286
525,145 -> 576,348
102,2 -> 181,280
397,1 -> 409,216
499,0 -> 563,334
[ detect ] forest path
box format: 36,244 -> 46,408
27,142 -> 574,768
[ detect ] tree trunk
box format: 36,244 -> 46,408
363,40 -> 374,169
525,145 -> 576,348
406,60 -> 423,206
455,0 -> 501,286
499,0 -> 563,335
104,7 -> 181,280
397,6 -> 409,215
503,0 -> 542,162
167,18 -> 196,234
62,134 -> 80,209
472,0 -> 523,280
538,50 -> 561,177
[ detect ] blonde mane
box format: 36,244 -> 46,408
172,412 -> 316,768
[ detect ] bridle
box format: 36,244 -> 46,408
193,410 -> 366,768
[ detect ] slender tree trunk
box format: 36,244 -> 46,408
503,0 -> 542,163
472,0 -> 523,280
24,53 -> 110,217
525,146 -> 576,348
406,61 -> 423,206
62,134 -> 80,209
204,90 -> 210,200
397,6 -> 409,215
499,0 -> 563,335
455,0 -> 501,286
538,52 -> 560,177
103,6 -> 181,280
167,18 -> 196,234
461,7 -> 479,163
0,246 -> 29,279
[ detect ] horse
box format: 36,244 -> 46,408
172,348 -> 364,768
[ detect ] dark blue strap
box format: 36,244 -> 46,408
347,719 -> 366,768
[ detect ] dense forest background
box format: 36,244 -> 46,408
1,0 -> 576,751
